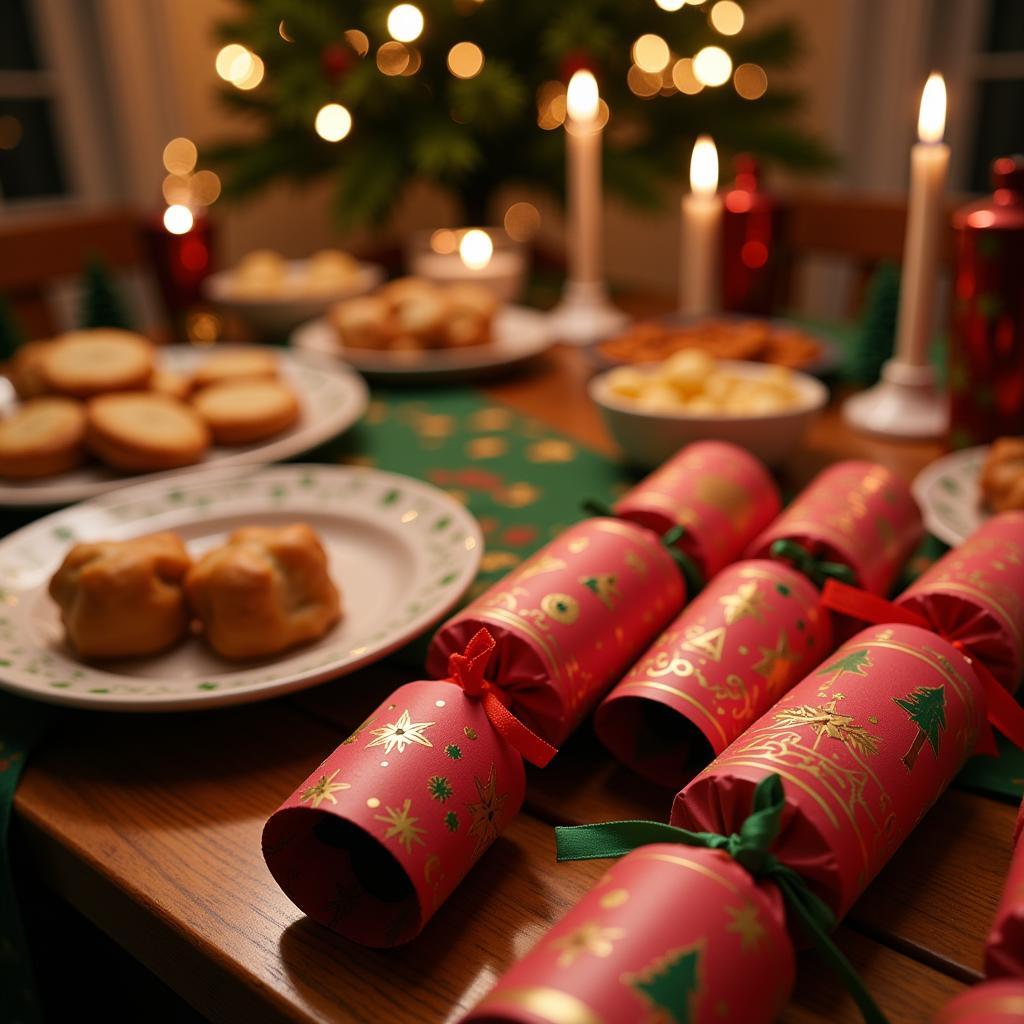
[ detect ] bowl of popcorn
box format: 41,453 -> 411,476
590,348 -> 828,468
205,249 -> 385,336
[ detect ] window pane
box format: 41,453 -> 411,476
969,79 -> 1024,192
0,0 -> 41,70
0,99 -> 67,200
984,0 -> 1024,53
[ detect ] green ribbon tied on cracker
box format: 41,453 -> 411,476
769,538 -> 857,590
555,774 -> 889,1024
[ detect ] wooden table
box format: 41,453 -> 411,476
12,345 -> 1015,1023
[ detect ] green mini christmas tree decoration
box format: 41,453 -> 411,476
0,297 -> 25,362
209,0 -> 834,229
894,685 -> 946,771
851,262 -> 900,384
816,648 -> 872,682
79,258 -> 131,331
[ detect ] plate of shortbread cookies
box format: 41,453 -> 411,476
0,463 -> 481,710
0,330 -> 368,506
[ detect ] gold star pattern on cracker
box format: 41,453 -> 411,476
549,921 -> 626,967
374,798 -> 427,853
298,769 -> 351,808
719,581 -> 768,624
726,902 -> 766,952
466,763 -> 508,854
365,709 -> 435,755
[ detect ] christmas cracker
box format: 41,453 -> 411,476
934,979 -> 1024,1023
984,793 -> 1024,979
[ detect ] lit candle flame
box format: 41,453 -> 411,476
918,73 -> 946,144
689,135 -> 719,196
459,229 -> 493,270
566,70 -> 599,123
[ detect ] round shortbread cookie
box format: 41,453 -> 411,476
150,369 -> 192,401
191,349 -> 279,390
191,379 -> 300,445
0,397 -> 87,478
87,392 -> 210,471
41,330 -> 155,397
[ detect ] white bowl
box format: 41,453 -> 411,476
589,359 -> 828,469
204,259 -> 385,337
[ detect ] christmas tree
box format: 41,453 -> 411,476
851,262 -> 900,384
209,0 -> 833,228
79,258 -> 131,331
0,298 -> 24,362
894,685 -> 946,771
627,945 -> 701,1024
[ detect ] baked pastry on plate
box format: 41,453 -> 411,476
0,397 -> 87,478
40,329 -> 155,397
49,532 -> 192,658
980,437 -> 1024,512
191,379 -> 300,444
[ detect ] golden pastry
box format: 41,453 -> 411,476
443,283 -> 498,348
304,249 -> 360,292
191,379 -> 299,444
6,340 -> 54,399
186,524 -> 341,659
40,329 -> 155,397
0,397 -> 87,478
980,437 -> 1024,512
150,369 -> 192,401
389,282 -> 446,347
328,295 -> 394,350
49,532 -> 192,658
231,249 -> 287,296
86,392 -> 210,471
191,348 -> 279,390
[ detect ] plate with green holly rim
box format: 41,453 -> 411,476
0,464 -> 482,711
912,446 -> 989,546
0,345 -> 369,507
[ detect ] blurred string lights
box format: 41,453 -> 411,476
160,137 -> 221,234
214,0 -> 765,232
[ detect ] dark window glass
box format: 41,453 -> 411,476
0,0 -> 41,70
0,99 -> 66,200
985,0 -> 1024,53
969,79 -> 1024,191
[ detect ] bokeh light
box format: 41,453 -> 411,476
693,45 -> 732,87
671,58 -> 704,94
430,229 -> 458,254
536,81 -> 567,129
344,29 -> 370,56
315,103 -> 353,141
161,174 -> 192,206
277,20 -> 293,42
377,41 -> 410,75
162,137 -> 197,175
566,70 -> 599,122
387,4 -> 424,43
627,65 -> 661,98
632,34 -> 670,74
710,1 -> 745,35
191,169 -> 222,206
459,229 -> 493,270
504,202 -> 541,242
401,47 -> 422,75
163,205 -> 194,235
448,41 -> 484,79
654,0 -> 685,9
733,62 -> 767,99
215,44 -> 248,81
234,53 -> 264,90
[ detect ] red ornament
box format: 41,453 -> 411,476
559,50 -> 594,83
948,155 -> 1024,449
720,155 -> 784,314
321,43 -> 353,81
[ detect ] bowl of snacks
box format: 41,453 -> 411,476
205,249 -> 385,336
590,348 -> 828,468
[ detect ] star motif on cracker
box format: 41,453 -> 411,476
298,769 -> 351,808
753,630 -> 794,691
466,763 -> 508,854
726,902 -> 766,952
549,921 -> 626,967
374,798 -> 427,853
365,709 -> 435,755
719,581 -> 768,625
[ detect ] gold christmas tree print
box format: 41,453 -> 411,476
774,696 -> 882,756
374,798 -> 427,853
549,921 -> 626,967
893,685 -> 946,771
298,769 -> 351,808
719,581 -> 768,624
466,763 -> 507,854
365,709 -> 435,755
579,573 -> 621,610
623,944 -> 701,1024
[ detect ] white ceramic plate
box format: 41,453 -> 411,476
912,446 -> 989,546
0,464 -> 482,710
0,345 -> 369,507
205,259 -> 385,336
291,304 -> 555,382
